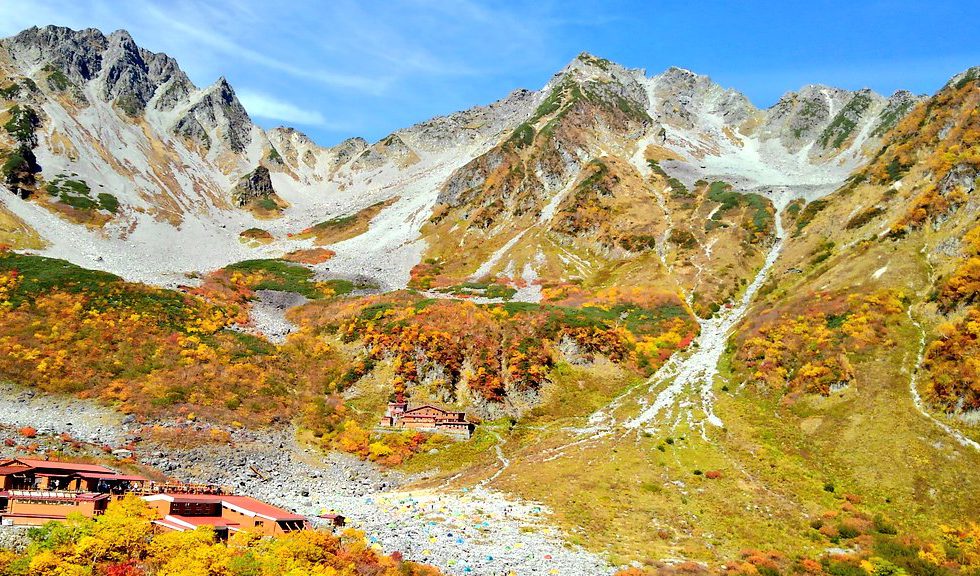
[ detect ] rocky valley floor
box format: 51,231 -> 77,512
0,383 -> 614,576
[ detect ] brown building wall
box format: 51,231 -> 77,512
221,506 -> 274,535
6,499 -> 101,523
144,499 -> 171,519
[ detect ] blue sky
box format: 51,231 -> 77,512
2,0 -> 978,146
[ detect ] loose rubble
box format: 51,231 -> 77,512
0,386 -> 612,575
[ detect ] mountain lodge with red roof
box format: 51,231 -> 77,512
0,457 -> 311,537
381,400 -> 475,438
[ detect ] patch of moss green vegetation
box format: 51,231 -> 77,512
0,252 -> 196,327
884,157 -> 910,183
357,302 -> 395,321
256,197 -> 279,211
529,79 -> 583,125
311,213 -> 357,232
3,105 -> 39,145
845,205 -> 885,230
953,67 -> 980,90
786,199 -> 803,217
45,176 -> 117,213
266,146 -> 282,163
0,252 -> 119,304
574,159 -> 610,193
871,101 -> 914,138
795,199 -> 829,234
223,259 -> 324,299
436,282 -> 518,300
0,79 -> 38,100
668,177 -> 689,197
810,240 -> 836,266
97,193 -> 120,213
506,122 -> 535,149
1,148 -> 34,182
115,94 -> 143,117
45,69 -> 70,92
647,159 -> 667,176
818,93 -> 873,149
227,330 -> 276,359
706,181 -> 773,233
322,278 -> 378,296
0,85 -> 19,100
490,299 -> 689,338
577,53 -> 612,71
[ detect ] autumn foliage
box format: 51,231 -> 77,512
938,225 -> 980,311
0,253 -> 342,427
922,307 -> 980,412
0,495 -> 443,576
294,288 -> 697,405
735,290 -> 904,397
870,72 -> 980,236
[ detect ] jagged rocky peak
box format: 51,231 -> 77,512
399,87 -> 537,152
759,84 -> 882,151
2,25 -> 190,115
553,52 -> 643,86
331,136 -> 369,164
173,76 -> 254,153
543,52 -> 650,121
649,66 -> 757,129
231,165 -> 275,207
945,66 -> 980,90
351,132 -> 418,171
268,126 -> 317,149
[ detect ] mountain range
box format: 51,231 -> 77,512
1,24 -> 979,576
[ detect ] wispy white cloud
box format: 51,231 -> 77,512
237,90 -> 334,128
140,2 -> 392,95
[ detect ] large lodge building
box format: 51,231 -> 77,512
0,457 -> 311,537
381,402 -> 475,438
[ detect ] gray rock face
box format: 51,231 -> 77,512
871,90 -> 922,137
232,165 -> 275,206
651,66 -> 757,130
3,26 -> 190,115
173,77 -> 254,153
760,84 -> 856,150
351,133 -> 416,171
2,25 -> 256,157
331,136 -> 369,165
398,88 -> 536,153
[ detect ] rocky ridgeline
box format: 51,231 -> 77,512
2,26 -> 187,115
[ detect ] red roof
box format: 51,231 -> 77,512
221,495 -> 306,521
143,493 -> 305,521
2,458 -> 115,474
403,405 -> 452,415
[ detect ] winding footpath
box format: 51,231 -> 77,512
905,246 -> 980,451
